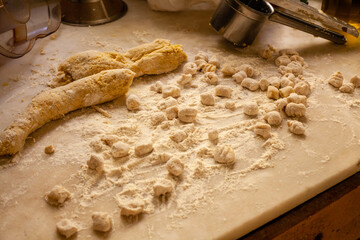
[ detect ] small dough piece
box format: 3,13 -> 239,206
239,64 -> 255,77
208,129 -> 219,141
241,78 -> 259,91
183,62 -> 197,75
350,75 -> 360,87
275,55 -> 291,66
233,71 -> 247,84
195,51 -> 209,62
92,212 -> 112,232
166,158 -> 184,176
339,83 -> 354,93
225,101 -> 236,110
290,55 -> 305,66
178,107 -> 197,123
243,102 -> 258,116
200,92 -> 215,106
259,78 -> 270,91
328,72 -> 343,88
87,154 -> 104,172
56,219 -> 78,239
177,73 -> 192,86
45,185 -> 71,207
170,130 -> 188,143
287,93 -> 307,105
280,77 -> 295,88
157,97 -> 177,110
283,73 -> 296,81
101,135 -> 120,147
44,145 -> 55,154
151,112 -> 167,126
260,49 -> 272,59
153,179 -> 174,197
209,55 -> 220,67
162,85 -> 181,98
111,142 -> 130,158
120,199 -> 145,216
264,111 -> 282,126
254,122 -> 271,139
286,61 -> 303,76
135,141 -> 153,156
214,145 -> 235,164
126,94 -> 141,111
279,49 -> 299,56
150,81 -> 163,93
279,86 -> 295,98
221,63 -> 237,76
215,85 -> 233,98
202,72 -> 218,85
194,59 -> 207,71
166,106 -> 178,120
294,81 -> 311,96
268,76 -> 281,89
275,98 -> 288,110
287,120 -> 305,135
285,103 -> 306,117
267,86 -> 279,100
201,63 -> 217,73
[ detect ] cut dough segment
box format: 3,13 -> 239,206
0,69 -> 135,156
214,145 -> 235,164
45,185 -> 71,207
166,158 -> 184,176
56,219 -> 78,239
92,212 -> 112,232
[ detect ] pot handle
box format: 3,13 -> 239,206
269,9 -> 346,45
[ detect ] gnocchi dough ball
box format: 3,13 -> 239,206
285,103 -> 306,117
267,86 -> 279,100
259,78 -> 270,91
202,72 -> 218,85
279,86 -> 295,98
150,81 -> 163,93
87,154 -> 104,172
44,145 -> 55,154
294,81 -> 311,96
200,92 -> 215,106
290,55 -> 305,66
162,85 -> 181,98
264,111 -> 282,126
221,63 -> 237,76
239,64 -> 255,78
214,145 -> 235,164
215,85 -> 233,98
166,106 -> 179,120
157,97 -> 177,110
45,185 -> 71,207
178,107 -> 197,123
275,98 -> 288,111
241,78 -> 259,91
208,129 -> 219,141
280,77 -> 294,88
92,212 -> 112,232
177,73 -> 192,86
254,122 -> 271,139
183,62 -> 197,75
328,72 -> 343,88
225,101 -> 236,110
135,141 -> 153,156
339,83 -> 355,93
170,130 -> 188,143
194,59 -> 207,71
287,93 -> 307,105
350,75 -> 360,87
243,102 -> 258,116
268,76 -> 281,88
151,112 -> 167,126
275,55 -> 291,66
153,179 -> 174,197
233,70 -> 247,84
56,219 -> 78,239
201,63 -> 217,73
287,120 -> 305,135
194,51 -> 209,62
166,158 -> 184,176
260,48 -> 272,59
126,94 -> 141,111
111,142 -> 130,158
119,198 -> 145,216
208,55 -> 220,67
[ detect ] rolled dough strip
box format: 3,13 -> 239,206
0,69 -> 135,156
54,39 -> 187,86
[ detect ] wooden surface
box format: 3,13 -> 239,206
240,171 -> 360,240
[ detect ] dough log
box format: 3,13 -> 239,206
54,39 -> 187,86
0,69 -> 135,156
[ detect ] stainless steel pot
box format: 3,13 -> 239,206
210,0 -> 347,46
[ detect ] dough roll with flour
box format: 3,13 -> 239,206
0,69 -> 135,156
53,39 -> 187,86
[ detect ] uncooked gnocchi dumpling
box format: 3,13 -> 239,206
328,72 -> 343,88
208,129 -> 219,141
56,219 -> 78,239
267,86 -> 279,100
215,85 -> 233,98
264,111 -> 282,126
177,73 -> 192,86
339,83 -> 354,93
200,92 -> 215,106
87,154 -> 104,172
111,142 -> 130,158
285,103 -> 306,117
287,120 -> 305,135
170,130 -> 188,143
254,122 -> 271,139
135,141 -> 153,156
268,76 -> 281,88
275,55 -> 291,66
221,63 -> 237,76
178,107 -> 197,123
214,145 -> 235,164
151,112 -> 167,126
162,85 -> 181,98
92,212 -> 112,232
126,94 -> 141,111
350,75 -> 360,87
195,51 -> 209,62
239,64 -> 255,77
201,63 -> 217,73
243,102 -> 258,116
279,86 -> 294,98
241,78 -> 259,91
153,179 -> 174,198
183,62 -> 198,75
294,81 -> 311,96
209,55 -> 220,67
166,158 -> 184,176
166,106 -> 178,120
287,93 -> 307,105
233,70 -> 247,84
225,101 -> 236,110
202,72 -> 218,85
275,98 -> 288,110
259,78 -> 270,91
150,81 -> 163,93
45,185 -> 71,207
